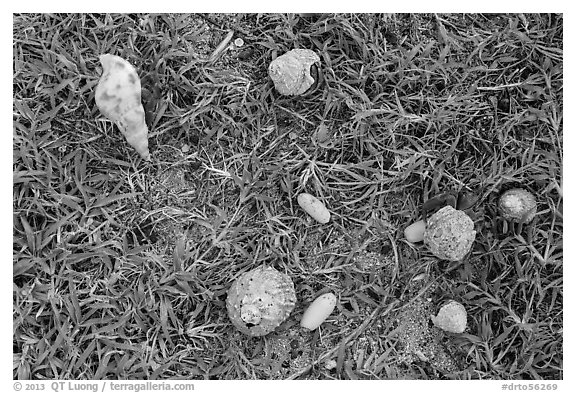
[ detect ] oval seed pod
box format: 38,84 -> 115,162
297,193 -> 331,223
404,219 -> 426,243
300,292 -> 337,330
95,54 -> 150,160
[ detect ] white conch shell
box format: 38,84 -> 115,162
268,49 -> 320,96
95,54 -> 150,160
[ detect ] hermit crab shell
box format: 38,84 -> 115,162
431,300 -> 467,333
268,49 -> 320,96
424,206 -> 476,261
498,188 -> 537,223
226,266 -> 296,337
95,54 -> 150,160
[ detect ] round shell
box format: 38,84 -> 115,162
226,266 -> 296,337
300,292 -> 337,330
424,206 -> 476,261
431,300 -> 467,333
498,188 -> 537,223
268,49 -> 320,96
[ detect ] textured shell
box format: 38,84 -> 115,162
297,193 -> 330,223
226,266 -> 296,337
424,206 -> 476,261
404,219 -> 426,243
268,49 -> 320,96
95,54 -> 150,160
300,292 -> 337,330
431,301 -> 467,333
498,188 -> 537,223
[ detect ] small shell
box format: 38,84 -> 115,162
498,188 -> 537,223
268,49 -> 320,96
226,266 -> 296,337
431,300 -> 467,333
404,219 -> 426,243
424,206 -> 476,261
297,193 -> 330,223
95,54 -> 150,160
300,292 -> 337,330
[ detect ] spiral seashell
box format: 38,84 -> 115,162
95,54 -> 150,160
226,266 -> 296,337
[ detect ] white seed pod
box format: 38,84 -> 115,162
431,300 -> 467,333
297,193 -> 331,224
300,292 -> 337,330
404,219 -> 426,243
498,188 -> 537,223
226,266 -> 296,337
424,206 -> 476,261
268,49 -> 320,96
95,54 -> 150,160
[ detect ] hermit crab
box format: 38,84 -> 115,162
268,49 -> 322,96
95,54 -> 150,160
226,266 -> 296,337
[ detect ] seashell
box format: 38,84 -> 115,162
226,266 -> 296,337
300,292 -> 337,330
404,219 -> 426,243
431,300 -> 467,333
424,206 -> 476,261
268,49 -> 320,96
498,188 -> 537,223
95,54 -> 150,160
297,193 -> 331,223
